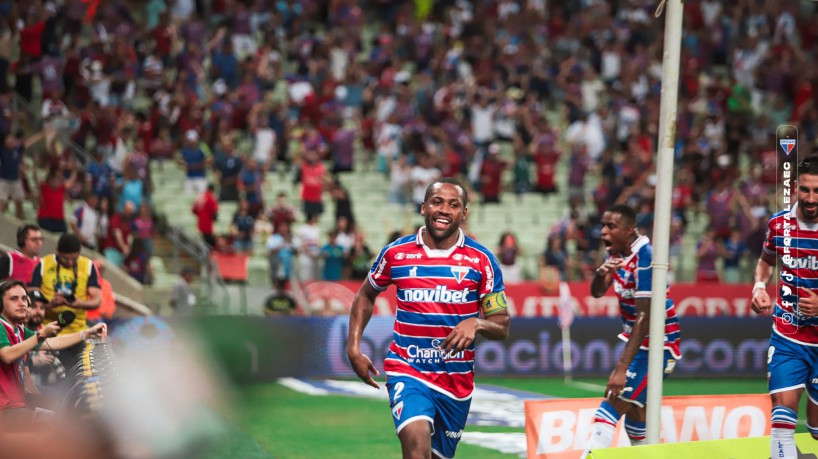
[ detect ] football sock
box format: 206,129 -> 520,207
771,405 -> 797,459
625,418 -> 647,446
807,421 -> 818,440
580,401 -> 620,458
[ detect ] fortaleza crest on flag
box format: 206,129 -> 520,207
780,138 -> 796,156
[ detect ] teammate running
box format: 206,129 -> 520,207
581,204 -> 682,458
752,154 -> 818,459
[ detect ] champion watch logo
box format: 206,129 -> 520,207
780,138 -> 796,156
451,266 -> 469,283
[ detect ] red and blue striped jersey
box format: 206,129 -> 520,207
609,235 -> 682,359
763,205 -> 818,346
368,228 -> 505,399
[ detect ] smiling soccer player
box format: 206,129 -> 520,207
347,177 -> 510,459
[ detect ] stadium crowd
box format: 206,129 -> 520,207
0,0 -> 812,290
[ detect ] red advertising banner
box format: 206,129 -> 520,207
323,281 -> 765,317
524,394 -> 771,459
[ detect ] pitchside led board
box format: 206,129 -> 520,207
524,395 -> 771,459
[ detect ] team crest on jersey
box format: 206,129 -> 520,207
451,266 -> 469,283
780,138 -> 796,156
392,401 -> 404,420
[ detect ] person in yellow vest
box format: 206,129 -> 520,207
28,233 -> 101,383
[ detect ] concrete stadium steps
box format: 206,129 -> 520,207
214,201 -> 239,234
247,257 -> 271,285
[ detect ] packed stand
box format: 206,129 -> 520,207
1,0 -> 815,288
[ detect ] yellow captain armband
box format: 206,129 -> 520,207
481,291 -> 509,316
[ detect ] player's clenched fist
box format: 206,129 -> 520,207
751,284 -> 771,314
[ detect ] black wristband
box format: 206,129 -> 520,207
36,331 -> 46,343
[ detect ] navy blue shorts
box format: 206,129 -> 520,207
386,375 -> 471,459
617,349 -> 677,407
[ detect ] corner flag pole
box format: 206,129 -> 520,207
646,0 -> 683,445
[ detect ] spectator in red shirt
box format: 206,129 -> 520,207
267,192 -> 297,235
0,223 -> 43,284
479,143 -> 507,204
533,140 -> 560,196
35,164 -> 76,234
151,13 -> 175,66
192,183 -> 219,247
135,112 -> 154,152
19,16 -> 45,60
298,149 -> 328,220
103,200 -> 135,267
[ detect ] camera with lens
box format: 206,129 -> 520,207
57,285 -> 76,304
56,280 -> 77,305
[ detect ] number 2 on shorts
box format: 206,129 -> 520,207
393,381 -> 405,402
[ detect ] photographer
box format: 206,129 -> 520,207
28,234 -> 101,383
26,290 -> 62,392
0,280 -> 106,426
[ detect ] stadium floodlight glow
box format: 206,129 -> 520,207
646,0 -> 684,445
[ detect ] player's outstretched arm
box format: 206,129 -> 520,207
751,252 -> 776,314
347,281 -> 381,389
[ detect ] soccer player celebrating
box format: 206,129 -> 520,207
752,155 -> 818,459
347,177 -> 510,459
581,204 -> 682,458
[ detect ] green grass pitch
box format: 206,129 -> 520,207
198,377 -> 776,459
